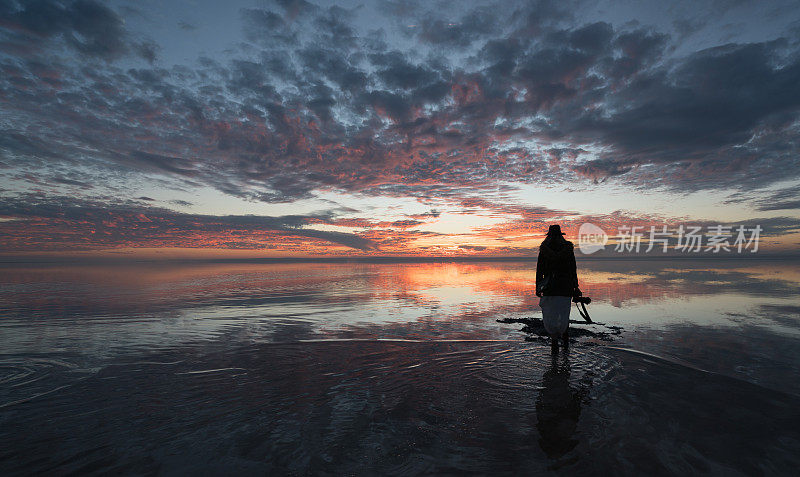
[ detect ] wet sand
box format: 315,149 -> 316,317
2,260 -> 800,474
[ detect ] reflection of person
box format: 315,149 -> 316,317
536,353 -> 582,459
536,224 -> 581,349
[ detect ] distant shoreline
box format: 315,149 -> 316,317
2,254 -> 799,265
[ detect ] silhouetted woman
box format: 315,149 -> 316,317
536,225 -> 581,349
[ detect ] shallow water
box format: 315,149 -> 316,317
1,259 -> 799,474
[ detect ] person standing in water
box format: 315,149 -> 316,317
535,225 -> 582,349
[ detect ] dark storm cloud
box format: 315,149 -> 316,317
129,151 -> 197,177
2,0 -> 800,213
133,40 -> 159,65
716,216 -> 800,237
728,184 -> 800,211
563,38 -> 800,189
0,132 -> 67,161
0,0 -> 153,61
241,8 -> 297,44
415,6 -> 499,48
585,41 -> 799,153
51,176 -> 91,188
297,46 -> 367,92
312,5 -> 359,49
370,50 -> 440,89
570,158 -> 635,182
272,0 -> 319,20
759,200 -> 800,211
0,195 -> 376,251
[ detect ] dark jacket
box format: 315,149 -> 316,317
536,238 -> 579,297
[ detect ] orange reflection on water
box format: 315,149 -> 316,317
2,259 -> 798,327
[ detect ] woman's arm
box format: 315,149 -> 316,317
569,247 -> 580,295
536,249 -> 544,296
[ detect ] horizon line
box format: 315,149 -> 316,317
2,253 -> 800,265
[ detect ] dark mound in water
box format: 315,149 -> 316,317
497,317 -> 623,342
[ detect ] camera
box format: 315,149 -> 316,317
572,290 -> 593,322
573,296 -> 591,305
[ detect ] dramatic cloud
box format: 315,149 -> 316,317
751,185 -> 800,211
0,0 -> 155,61
0,195 -> 377,252
0,0 -> 799,255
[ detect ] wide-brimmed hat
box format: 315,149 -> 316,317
546,224 -> 565,236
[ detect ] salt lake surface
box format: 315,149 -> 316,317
1,259 -> 799,475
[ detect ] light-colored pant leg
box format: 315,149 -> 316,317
539,295 -> 572,337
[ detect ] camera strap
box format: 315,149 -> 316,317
575,301 -> 592,323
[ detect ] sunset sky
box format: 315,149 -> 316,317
1,0 -> 800,257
